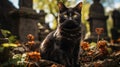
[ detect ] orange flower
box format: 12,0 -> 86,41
97,40 -> 107,48
27,51 -> 41,62
51,64 -> 57,67
95,28 -> 104,35
87,50 -> 94,56
97,40 -> 108,55
81,41 -> 90,51
27,34 -> 35,41
28,41 -> 35,46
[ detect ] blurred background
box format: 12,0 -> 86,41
0,0 -> 120,66
1,0 -> 120,41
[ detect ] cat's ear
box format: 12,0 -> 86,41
58,2 -> 67,13
74,2 -> 82,13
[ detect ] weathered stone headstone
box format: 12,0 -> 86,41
38,10 -> 51,41
0,0 -> 16,33
19,0 -> 33,8
111,10 -> 120,41
19,18 -> 38,42
87,0 -> 109,42
19,0 -> 39,42
112,10 -> 120,30
10,0 -> 40,42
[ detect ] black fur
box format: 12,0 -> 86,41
40,2 -> 82,67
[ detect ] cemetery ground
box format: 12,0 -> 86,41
0,0 -> 120,67
0,28 -> 120,67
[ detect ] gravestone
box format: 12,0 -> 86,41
37,10 -> 51,41
0,0 -> 16,33
111,10 -> 120,41
10,0 -> 39,42
112,10 -> 120,30
87,0 -> 109,42
19,0 -> 33,8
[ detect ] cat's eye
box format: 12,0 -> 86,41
73,14 -> 77,18
64,14 -> 68,18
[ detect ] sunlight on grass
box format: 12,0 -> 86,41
2,43 -> 18,47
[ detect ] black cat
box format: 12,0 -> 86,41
40,2 -> 82,67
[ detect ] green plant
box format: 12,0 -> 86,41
1,29 -> 17,43
1,54 -> 27,67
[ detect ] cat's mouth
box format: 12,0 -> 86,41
61,26 -> 81,33
59,23 -> 81,39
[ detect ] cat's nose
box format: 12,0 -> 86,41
69,17 -> 72,20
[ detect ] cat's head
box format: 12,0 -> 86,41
58,2 -> 82,30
